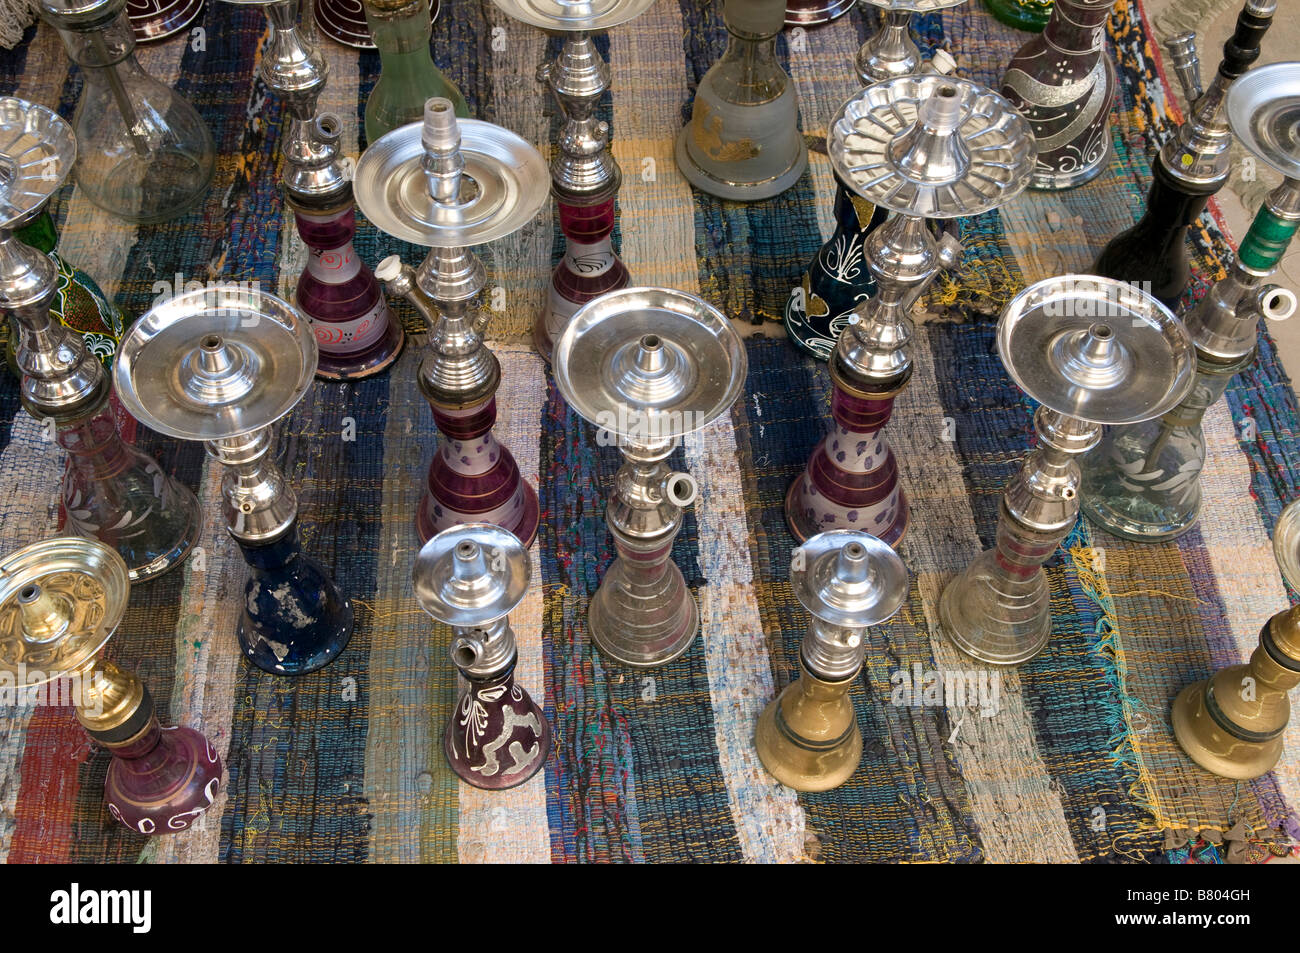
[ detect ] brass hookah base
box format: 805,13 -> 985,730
1172,605 -> 1300,780
754,530 -> 907,791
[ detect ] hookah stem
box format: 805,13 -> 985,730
742,33 -> 755,95
90,31 -> 150,158
1141,419 -> 1176,473
301,0 -> 320,46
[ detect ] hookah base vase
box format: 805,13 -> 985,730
293,202 -> 407,381
589,555 -> 700,668
755,668 -> 863,792
104,725 -> 223,835
66,461 -> 204,584
1171,671 -> 1283,781
416,472 -> 540,549
58,398 -> 205,583
313,316 -> 405,381
783,181 -> 889,361
236,537 -> 355,676
534,197 -> 632,365
443,669 -> 551,790
673,126 -> 808,203
416,400 -> 541,547
785,475 -> 908,547
1031,138 -> 1112,192
533,256 -> 633,366
784,0 -> 857,27
1080,486 -> 1200,543
785,381 -> 909,546
938,548 -> 1052,666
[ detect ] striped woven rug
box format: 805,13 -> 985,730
0,0 -> 1297,863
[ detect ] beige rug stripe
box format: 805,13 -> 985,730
684,429 -> 806,864
0,414 -> 66,863
456,343 -> 550,863
55,35 -> 188,301
363,343 -> 442,863
895,335 -> 1080,862
145,456 -> 245,864
13,24 -> 66,107
608,2 -> 696,289
786,16 -> 860,240
612,0 -> 806,863
483,4 -> 551,341
1199,401 -> 1300,808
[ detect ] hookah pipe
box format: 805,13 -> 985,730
413,523 -> 550,789
1172,500 -> 1300,780
786,78 -> 1034,544
223,0 -> 404,380
113,286 -> 355,675
1093,0 -> 1275,306
551,287 -> 746,668
1080,62 -> 1300,543
941,276 -> 1196,665
486,0 -> 654,361
755,530 -> 907,791
358,98 -> 548,546
0,96 -> 202,583
0,538 -> 222,834
785,9 -> 959,361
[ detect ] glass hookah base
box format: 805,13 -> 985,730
443,699 -> 551,791
1029,138 -> 1112,192
674,127 -> 808,202
237,577 -> 355,676
533,309 -> 555,365
117,479 -> 203,583
938,550 -> 1051,666
782,294 -> 836,363
314,317 -> 405,381
588,558 -> 700,668
105,726 -> 222,834
755,692 -> 863,792
416,480 -> 540,549
784,0 -> 857,27
1079,486 -> 1201,543
89,147 -> 213,225
784,474 -> 910,548
1171,679 -> 1281,781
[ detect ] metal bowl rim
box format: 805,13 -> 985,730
551,286 -> 748,436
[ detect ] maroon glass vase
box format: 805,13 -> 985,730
1000,0 -> 1118,190
293,203 -> 404,379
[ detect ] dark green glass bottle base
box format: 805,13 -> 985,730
982,0 -> 1052,31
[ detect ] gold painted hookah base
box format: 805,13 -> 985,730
756,663 -> 862,792
1172,605 -> 1300,780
